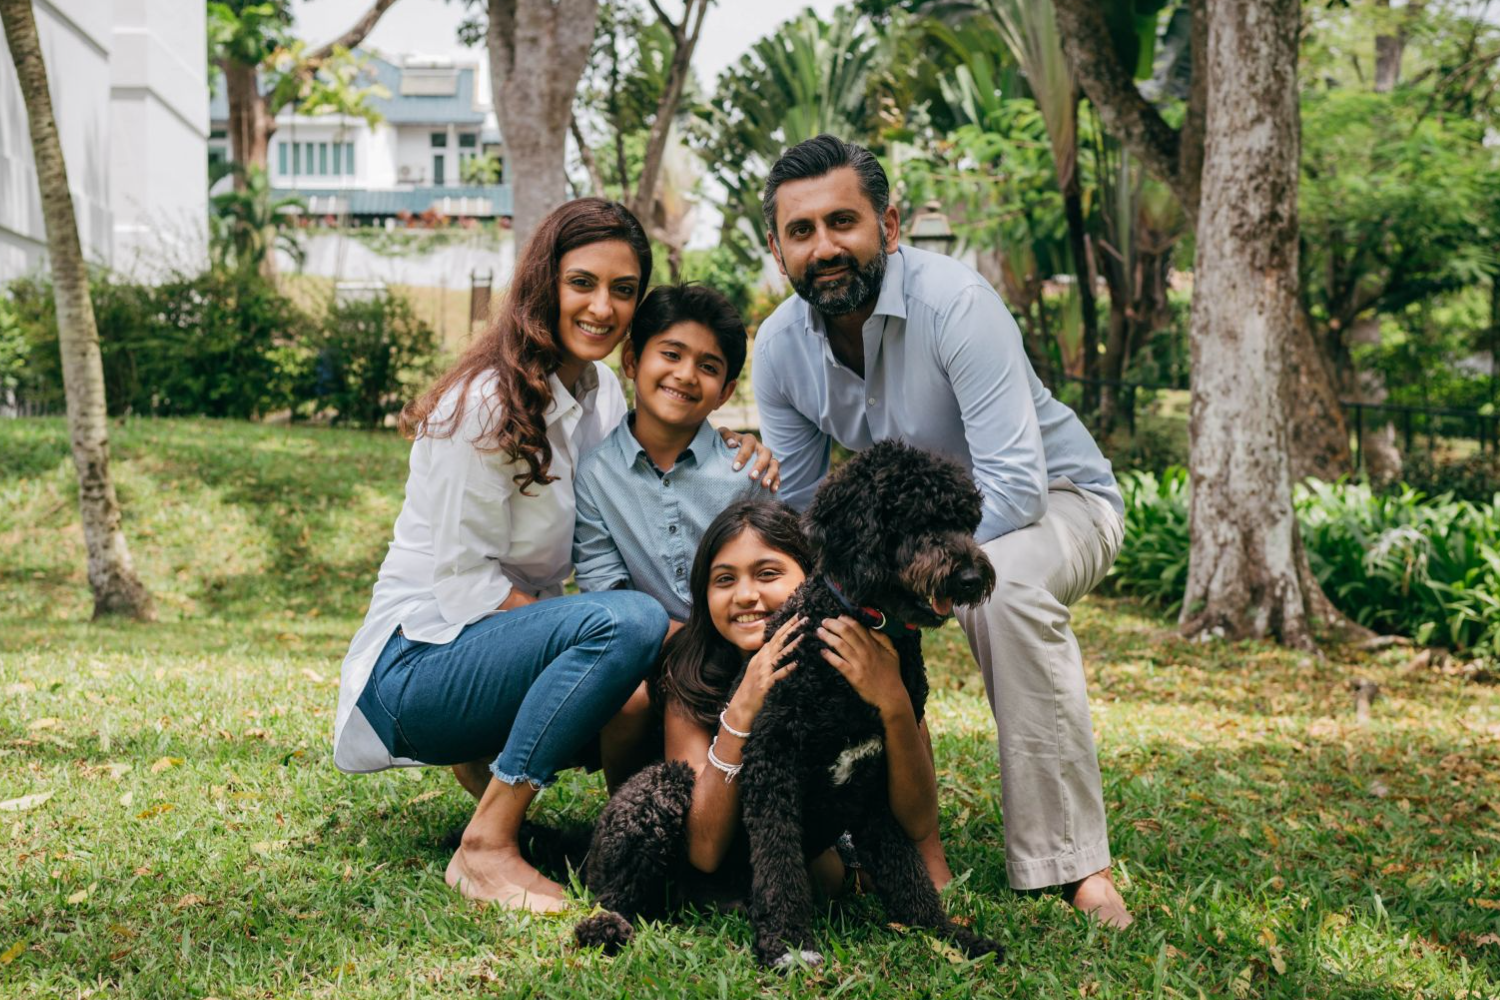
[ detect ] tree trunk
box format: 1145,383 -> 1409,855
1062,169 -> 1100,414
222,58 -> 275,187
1179,0 -> 1319,649
1,0 -> 156,621
1287,308 -> 1354,481
488,0 -> 600,252
1346,315 -> 1402,482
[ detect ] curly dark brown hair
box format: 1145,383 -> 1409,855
399,198 -> 652,492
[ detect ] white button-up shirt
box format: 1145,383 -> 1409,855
333,363 -> 627,773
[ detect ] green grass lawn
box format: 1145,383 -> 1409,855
2,418 -> 1497,999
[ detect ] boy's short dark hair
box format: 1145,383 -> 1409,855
628,283 -> 748,383
761,134 -> 889,242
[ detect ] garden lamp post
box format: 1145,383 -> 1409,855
907,200 -> 957,255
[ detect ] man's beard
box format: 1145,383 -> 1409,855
790,246 -> 888,317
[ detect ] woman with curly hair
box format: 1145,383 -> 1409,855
333,199 -> 777,912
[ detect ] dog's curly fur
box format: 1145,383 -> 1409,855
575,441 -> 1003,967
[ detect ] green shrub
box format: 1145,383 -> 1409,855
1392,451 -> 1500,505
304,293 -> 438,428
1110,469 -> 1500,661
1103,468 -> 1191,613
7,268 -> 311,419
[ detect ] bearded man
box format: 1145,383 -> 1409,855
752,134 -> 1132,927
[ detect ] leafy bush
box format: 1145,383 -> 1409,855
1299,480 -> 1500,660
1392,451 -> 1500,506
8,268 -> 311,419
1110,469 -> 1500,661
1103,468 -> 1191,613
0,295 -> 27,401
304,293 -> 438,428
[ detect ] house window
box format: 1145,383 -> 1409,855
345,142 -> 355,175
319,142 -> 329,175
306,143 -> 316,176
332,142 -> 342,175
458,133 -> 476,149
279,142 -> 288,175
433,153 -> 445,186
292,143 -> 301,175
430,131 -> 448,148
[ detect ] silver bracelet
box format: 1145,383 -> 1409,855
718,709 -> 751,740
706,736 -> 743,782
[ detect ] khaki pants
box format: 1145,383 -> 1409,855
954,480 -> 1123,891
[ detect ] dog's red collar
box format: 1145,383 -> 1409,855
822,577 -> 920,633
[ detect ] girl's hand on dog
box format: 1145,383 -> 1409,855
818,616 -> 908,720
725,615 -> 805,732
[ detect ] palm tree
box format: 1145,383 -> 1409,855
694,7 -> 889,244
0,0 -> 156,620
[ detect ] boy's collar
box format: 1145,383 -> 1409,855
621,410 -> 718,470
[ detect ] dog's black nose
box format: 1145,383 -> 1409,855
956,566 -> 985,591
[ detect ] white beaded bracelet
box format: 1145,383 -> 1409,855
718,709 -> 751,740
706,736 -> 743,782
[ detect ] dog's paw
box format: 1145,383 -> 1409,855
573,912 -> 634,955
769,948 -> 824,972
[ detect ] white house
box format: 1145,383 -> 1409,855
209,50 -> 511,224
0,0 -> 209,283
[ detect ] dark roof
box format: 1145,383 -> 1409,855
276,184 -> 513,217
210,50 -> 486,126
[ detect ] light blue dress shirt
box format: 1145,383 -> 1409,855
753,245 -> 1121,543
573,415 -> 767,621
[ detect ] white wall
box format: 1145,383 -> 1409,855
394,124 -> 440,185
0,0 -> 207,284
0,0 -> 114,281
108,0 -> 209,278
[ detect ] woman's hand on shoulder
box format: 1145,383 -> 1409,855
818,616 -> 910,721
717,428 -> 781,493
723,615 -> 805,732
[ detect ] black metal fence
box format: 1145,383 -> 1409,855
1052,374 -> 1499,470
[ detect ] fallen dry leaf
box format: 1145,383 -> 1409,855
149,757 -> 183,774
1468,898 -> 1500,910
136,803 -> 174,819
174,894 -> 206,909
406,789 -> 443,806
1475,934 -> 1500,947
251,840 -> 290,854
118,791 -> 134,808
0,942 -> 23,965
27,718 -> 59,731
925,934 -> 967,964
0,791 -> 53,812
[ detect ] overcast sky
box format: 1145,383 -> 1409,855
290,0 -> 844,99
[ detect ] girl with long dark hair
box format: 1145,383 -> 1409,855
656,500 -> 945,887
332,199 -> 776,912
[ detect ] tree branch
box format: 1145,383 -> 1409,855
643,0 -> 679,33
571,114 -> 606,195
306,0 -> 401,63
1052,0 -> 1186,205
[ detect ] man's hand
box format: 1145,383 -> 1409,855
717,427 -> 781,492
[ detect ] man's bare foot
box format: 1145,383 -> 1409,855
1067,868 -> 1133,928
445,841 -> 567,913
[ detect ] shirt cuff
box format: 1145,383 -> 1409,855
432,562 -> 514,624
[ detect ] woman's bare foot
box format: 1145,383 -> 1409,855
1067,868 -> 1133,928
445,839 -> 567,913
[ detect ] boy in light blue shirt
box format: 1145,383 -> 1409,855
573,284 -> 770,624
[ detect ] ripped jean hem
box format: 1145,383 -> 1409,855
489,761 -> 553,792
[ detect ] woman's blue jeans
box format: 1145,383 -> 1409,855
355,591 -> 668,789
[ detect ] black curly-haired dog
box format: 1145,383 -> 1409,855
574,440 -> 1002,969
